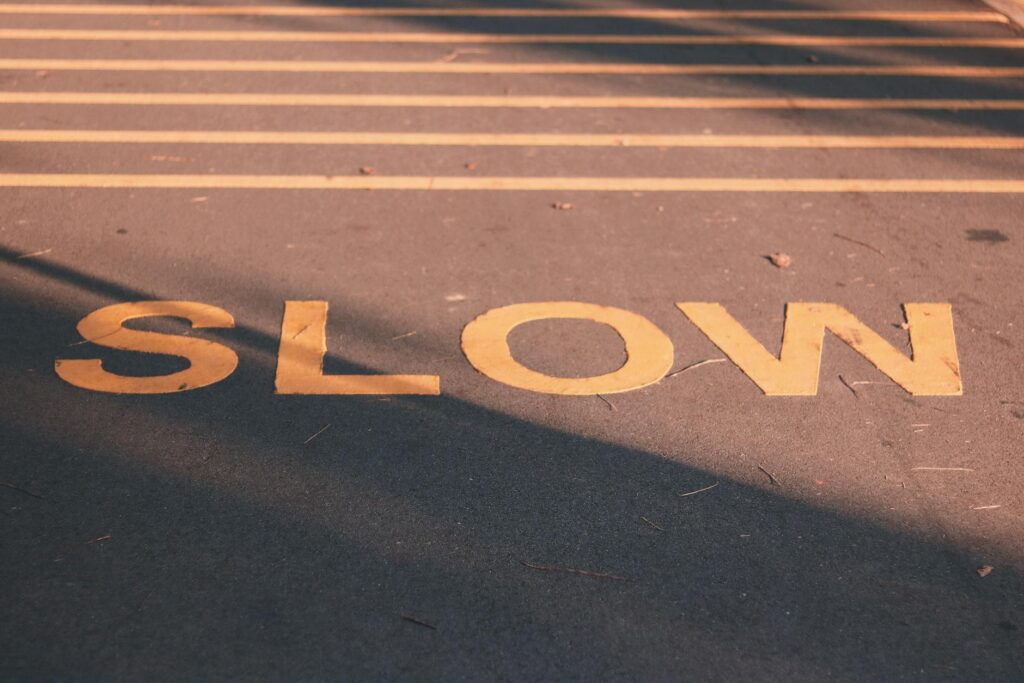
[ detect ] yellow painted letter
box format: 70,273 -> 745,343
461,301 -> 674,395
274,300 -> 439,395
676,302 -> 961,396
55,301 -> 238,393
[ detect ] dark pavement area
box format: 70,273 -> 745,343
2,0 -> 1024,680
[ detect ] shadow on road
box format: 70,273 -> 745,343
2,243 -> 1022,679
220,0 -> 1024,137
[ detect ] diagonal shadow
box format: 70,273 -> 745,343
2,244 -> 1023,680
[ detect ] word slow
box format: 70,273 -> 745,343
54,300 -> 962,397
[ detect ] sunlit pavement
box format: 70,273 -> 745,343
2,0 -> 1023,679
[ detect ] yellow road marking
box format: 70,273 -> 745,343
461,302 -> 675,396
4,92 -> 1022,110
676,303 -> 961,396
2,59 -> 1021,77
0,5 -> 1007,21
2,174 -> 1022,193
1,29 -> 1021,47
276,301 -> 439,396
55,301 -> 239,395
5,130 -> 1023,149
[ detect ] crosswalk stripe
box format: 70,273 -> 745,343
0,5 -> 1008,22
5,130 -> 1023,149
2,59 -> 1022,77
3,92 -> 1022,110
2,174 -> 1022,193
1,30 -> 1021,47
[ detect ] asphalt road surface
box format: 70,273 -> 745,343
2,0 -> 1023,680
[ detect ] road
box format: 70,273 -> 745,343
2,0 -> 1023,680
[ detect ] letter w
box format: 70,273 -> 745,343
676,303 -> 961,396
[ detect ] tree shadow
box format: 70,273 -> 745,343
233,0 -> 1024,140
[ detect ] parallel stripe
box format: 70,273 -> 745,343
0,30 -> 1021,47
4,130 -> 1023,149
3,92 -> 1022,110
1,59 -> 1022,76
1,174 -> 1022,193
0,6 -> 1008,21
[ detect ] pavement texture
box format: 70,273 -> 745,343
2,0 -> 1023,680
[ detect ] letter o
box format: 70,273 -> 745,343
461,302 -> 674,395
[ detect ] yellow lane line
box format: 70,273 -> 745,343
0,6 -> 1007,21
1,29 -> 1021,47
4,130 -> 1023,149
1,174 -> 1022,193
3,92 -> 1022,110
2,59 -> 1022,77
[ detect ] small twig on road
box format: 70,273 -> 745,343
758,465 -> 782,486
520,560 -> 631,582
679,482 -> 719,498
640,516 -> 664,531
437,48 -> 490,63
401,614 -> 438,630
596,394 -> 616,411
303,424 -> 332,444
838,375 -> 859,397
833,232 -> 885,256
66,329 -> 120,347
910,467 -> 974,472
15,248 -> 52,260
0,481 -> 43,499
666,358 -> 726,379
971,505 -> 1001,510
390,331 -> 418,341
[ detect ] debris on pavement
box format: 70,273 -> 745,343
0,481 -> 44,499
768,252 -> 792,269
679,482 -> 719,498
666,358 -> 726,379
910,467 -> 975,472
965,229 -> 1009,244
437,47 -> 490,63
977,565 -> 994,578
758,465 -> 782,486
640,516 -> 664,531
520,560 -> 631,582
401,614 -> 438,630
552,202 -> 575,210
15,248 -> 51,260
833,232 -> 886,256
303,424 -> 332,445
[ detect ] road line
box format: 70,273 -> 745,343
4,92 -> 1022,110
1,174 -> 1022,193
2,59 -> 1022,77
5,130 -> 1023,149
0,5 -> 1007,21
1,29 -> 1021,48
